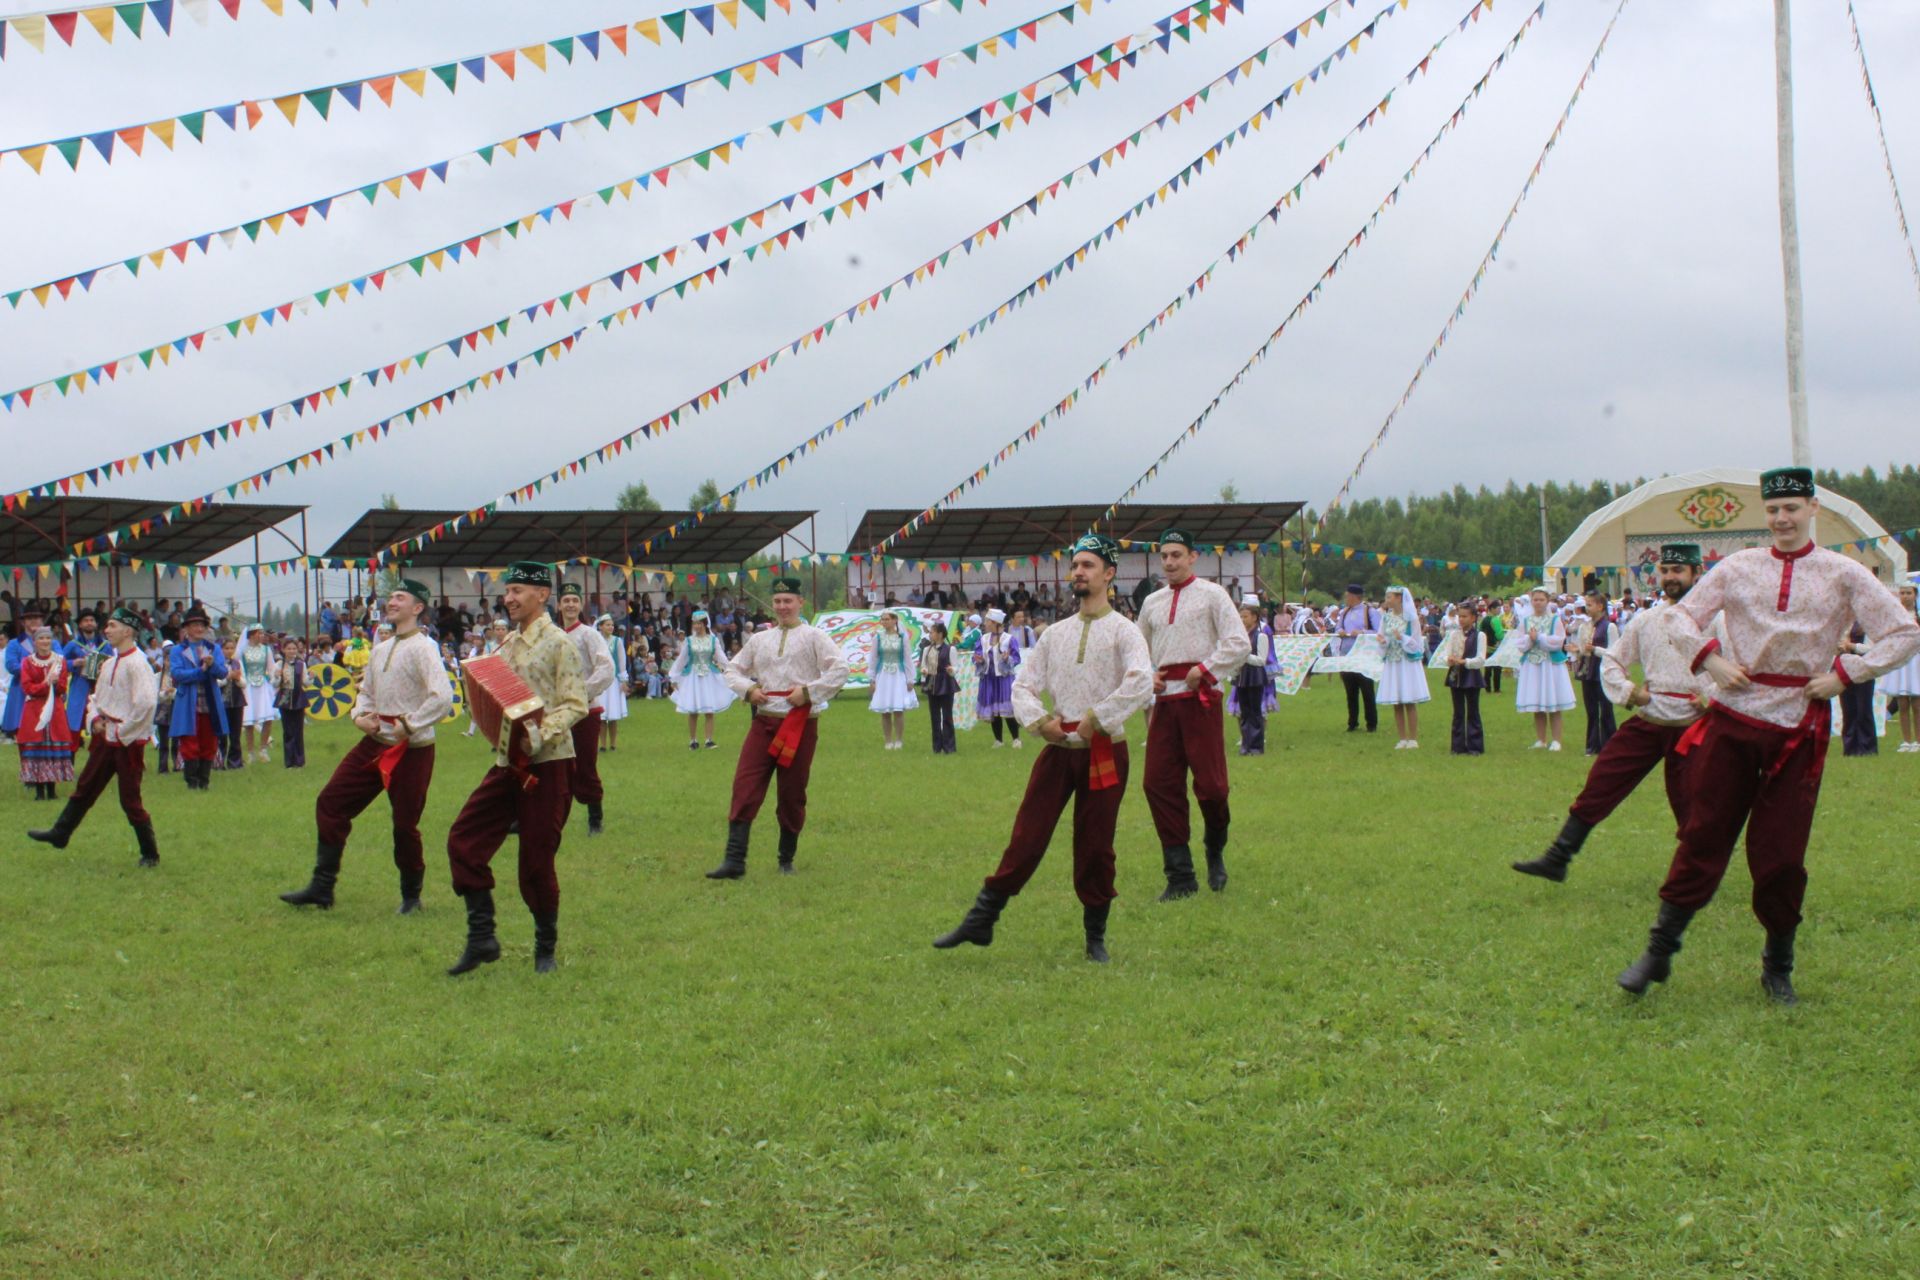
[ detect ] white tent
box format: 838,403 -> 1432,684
1547,469 -> 1908,591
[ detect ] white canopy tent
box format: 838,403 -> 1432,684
1547,469 -> 1908,592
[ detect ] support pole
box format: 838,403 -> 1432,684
1538,488 -> 1551,579
1774,0 -> 1813,466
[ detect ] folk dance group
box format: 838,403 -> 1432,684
17,470 -> 1919,1003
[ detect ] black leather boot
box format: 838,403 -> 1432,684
933,887 -> 1008,949
587,803 -> 604,836
1617,902 -> 1695,994
533,913 -> 558,973
279,843 -> 343,909
396,868 -> 424,915
1203,827 -> 1229,892
1158,844 -> 1198,902
705,820 -> 749,879
1513,814 -> 1593,882
1761,928 -> 1798,1005
133,823 -> 160,868
28,801 -> 84,850
777,827 -> 799,874
447,890 -> 501,975
1083,902 -> 1111,963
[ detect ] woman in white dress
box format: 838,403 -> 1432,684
595,615 -> 630,752
1375,586 -> 1430,749
668,610 -> 734,750
1513,586 -> 1575,750
1884,583 -> 1920,752
867,610 -> 918,751
239,622 -> 281,763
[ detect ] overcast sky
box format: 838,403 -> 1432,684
2,0 -> 1916,607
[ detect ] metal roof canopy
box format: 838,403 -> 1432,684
1,498 -> 304,563
321,508 -> 821,568
847,502 -> 1304,561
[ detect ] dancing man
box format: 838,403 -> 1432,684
282,581 -> 453,914
932,533 -> 1153,961
705,576 -> 849,879
557,582 -> 615,835
1513,545 -> 1716,883
28,607 -> 161,867
167,607 -> 228,792
445,563 -> 589,975
1615,470 -> 1919,1003
1135,529 -> 1249,900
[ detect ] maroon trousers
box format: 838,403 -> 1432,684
315,737 -> 435,874
178,711 -> 219,761
1658,706 -> 1828,933
984,741 -> 1130,907
1143,694 -> 1230,847
446,760 -> 572,915
70,739 -> 150,827
728,713 -> 818,833
1568,714 -> 1692,831
570,709 -> 603,806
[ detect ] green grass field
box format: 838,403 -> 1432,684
3,677 -> 1917,1278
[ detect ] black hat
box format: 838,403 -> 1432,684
393,578 -> 433,608
770,576 -> 804,596
1068,532 -> 1120,566
504,562 -> 553,589
1344,582 -> 1365,597
183,607 -> 211,626
108,606 -> 143,629
558,581 -> 586,599
1759,467 -> 1815,500
1159,528 -> 1194,549
1658,543 -> 1703,568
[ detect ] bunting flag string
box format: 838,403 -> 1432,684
0,0 -> 366,61
4,0 -> 1250,411
18,0 -> 1383,505
1086,0 -> 1549,536
876,0 -> 1519,556
330,0 -> 1430,571
4,0 -> 1126,313
15,526 -> 1919,585
1316,0 -> 1626,530
1845,0 -> 1920,307
0,0 -> 912,175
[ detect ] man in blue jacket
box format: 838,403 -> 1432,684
168,607 -> 229,791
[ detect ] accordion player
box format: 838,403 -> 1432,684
461,654 -> 545,768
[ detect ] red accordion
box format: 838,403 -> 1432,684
462,655 -> 545,767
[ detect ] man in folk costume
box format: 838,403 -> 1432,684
932,534 -> 1153,962
445,563 -> 589,976
63,610 -> 112,740
167,607 -> 229,792
29,608 -> 162,866
3,602 -> 46,739
282,582 -> 454,914
1617,470 -> 1920,1003
1513,545 -> 1718,883
556,582 -> 615,835
1135,529 -> 1249,899
705,576 -> 849,880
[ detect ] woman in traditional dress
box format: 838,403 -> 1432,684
973,608 -> 1022,747
1228,601 -> 1275,756
239,622 -> 280,763
669,610 -> 734,750
868,610 -> 918,750
595,615 -> 630,751
1375,586 -> 1431,750
17,627 -> 76,799
217,636 -> 247,769
1514,586 -> 1574,750
1885,583 -> 1920,753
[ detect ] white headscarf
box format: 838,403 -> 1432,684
1384,586 -> 1422,655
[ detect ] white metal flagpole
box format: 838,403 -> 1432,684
1774,0 -> 1813,466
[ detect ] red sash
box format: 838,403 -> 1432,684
1061,719 -> 1119,791
762,689 -> 810,767
1157,662 -> 1214,708
373,715 -> 410,789
1676,672 -> 1831,784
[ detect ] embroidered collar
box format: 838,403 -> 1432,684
1769,540 -> 1815,562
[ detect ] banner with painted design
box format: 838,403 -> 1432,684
811,607 -> 957,689
1270,635 -> 1328,697
1311,634 -> 1383,681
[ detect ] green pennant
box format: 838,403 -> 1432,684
770,119 -> 785,137
832,30 -> 850,51
662,10 -> 686,38
744,245 -> 759,261
314,289 -> 331,306
139,349 -> 156,369
226,320 -> 242,337
432,64 -> 459,92
674,282 -> 689,299
54,375 -> 71,395
730,218 -> 746,234
962,43 -> 979,62
478,145 -> 495,165
115,3 -> 144,36
360,183 -> 380,203
55,139 -> 84,169
865,83 -> 883,103
597,185 -> 617,204
504,221 -> 520,238
304,88 -> 332,119
822,207 -> 836,224
693,150 -> 712,170
122,258 -> 142,278
550,36 -> 574,62
910,136 -> 926,155
715,68 -> 732,90
242,220 -> 263,241
593,107 -> 614,130
743,0 -> 766,17
408,256 -> 426,275
179,112 -> 206,141
558,294 -> 573,311
5,290 -> 21,307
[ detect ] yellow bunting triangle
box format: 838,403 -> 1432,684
84,7 -> 117,41
274,94 -> 302,125
521,44 -> 546,71
635,16 -> 661,43
399,68 -> 428,96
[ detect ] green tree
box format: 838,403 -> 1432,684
688,478 -> 724,510
1218,481 -> 1240,503
616,482 -> 661,512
